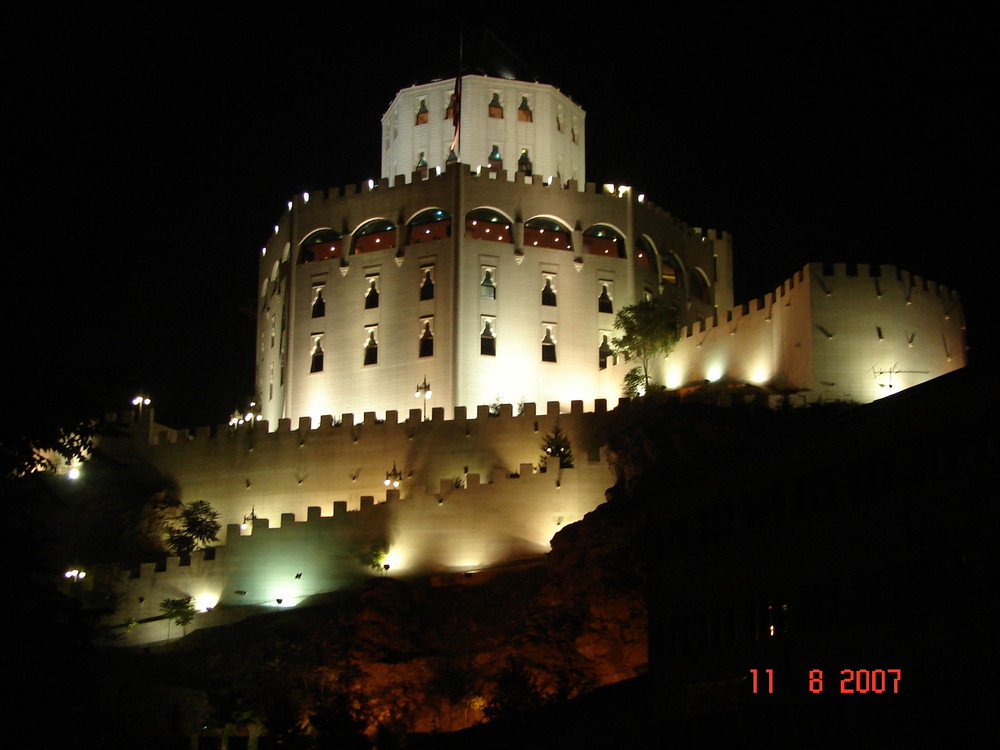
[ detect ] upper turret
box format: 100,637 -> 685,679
381,75 -> 585,185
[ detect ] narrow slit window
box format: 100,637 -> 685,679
365,278 -> 380,309
364,329 -> 378,366
481,268 -> 496,299
420,268 -> 435,300
541,326 -> 557,362
419,320 -> 434,358
541,277 -> 557,306
312,288 -> 326,318
599,335 -> 613,370
598,284 -> 613,313
310,338 -> 324,373
481,318 -> 496,356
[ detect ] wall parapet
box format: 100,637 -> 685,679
124,398 -> 633,447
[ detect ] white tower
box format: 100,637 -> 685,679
381,76 -> 585,186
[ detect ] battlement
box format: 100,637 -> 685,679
260,164 -> 729,252
110,458 -> 608,644
664,261 -> 966,402
119,398 -> 619,446
678,263 -> 960,340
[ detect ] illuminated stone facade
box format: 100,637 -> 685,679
660,263 -> 965,403
257,75 -> 733,426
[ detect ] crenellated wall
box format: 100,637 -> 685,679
109,449 -> 610,645
125,399 -> 625,549
659,263 -> 965,402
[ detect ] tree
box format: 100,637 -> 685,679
611,299 -> 679,395
160,596 -> 196,639
540,425 -> 574,469
165,500 -> 220,557
363,535 -> 389,571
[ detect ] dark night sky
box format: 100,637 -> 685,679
8,4 -> 993,433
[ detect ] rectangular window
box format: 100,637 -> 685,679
598,280 -> 613,313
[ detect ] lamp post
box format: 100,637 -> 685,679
414,376 -> 432,420
132,394 -> 151,420
384,462 -> 402,489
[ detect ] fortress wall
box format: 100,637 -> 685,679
807,263 -> 965,402
657,263 -> 965,402
130,401 -> 620,546
660,266 -> 813,393
110,461 -> 610,645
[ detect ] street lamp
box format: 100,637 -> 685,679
384,462 -> 403,489
414,376 -> 432,420
132,394 -> 151,420
241,506 -> 257,530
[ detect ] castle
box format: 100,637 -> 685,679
100,73 -> 965,643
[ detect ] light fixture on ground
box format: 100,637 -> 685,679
414,376 -> 431,420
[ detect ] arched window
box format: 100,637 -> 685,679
300,229 -> 343,263
661,251 -> 682,286
466,208 -> 512,243
690,269 -> 711,304
525,217 -> 572,251
407,208 -> 451,245
352,219 -> 396,254
583,225 -> 626,258
634,235 -> 655,270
